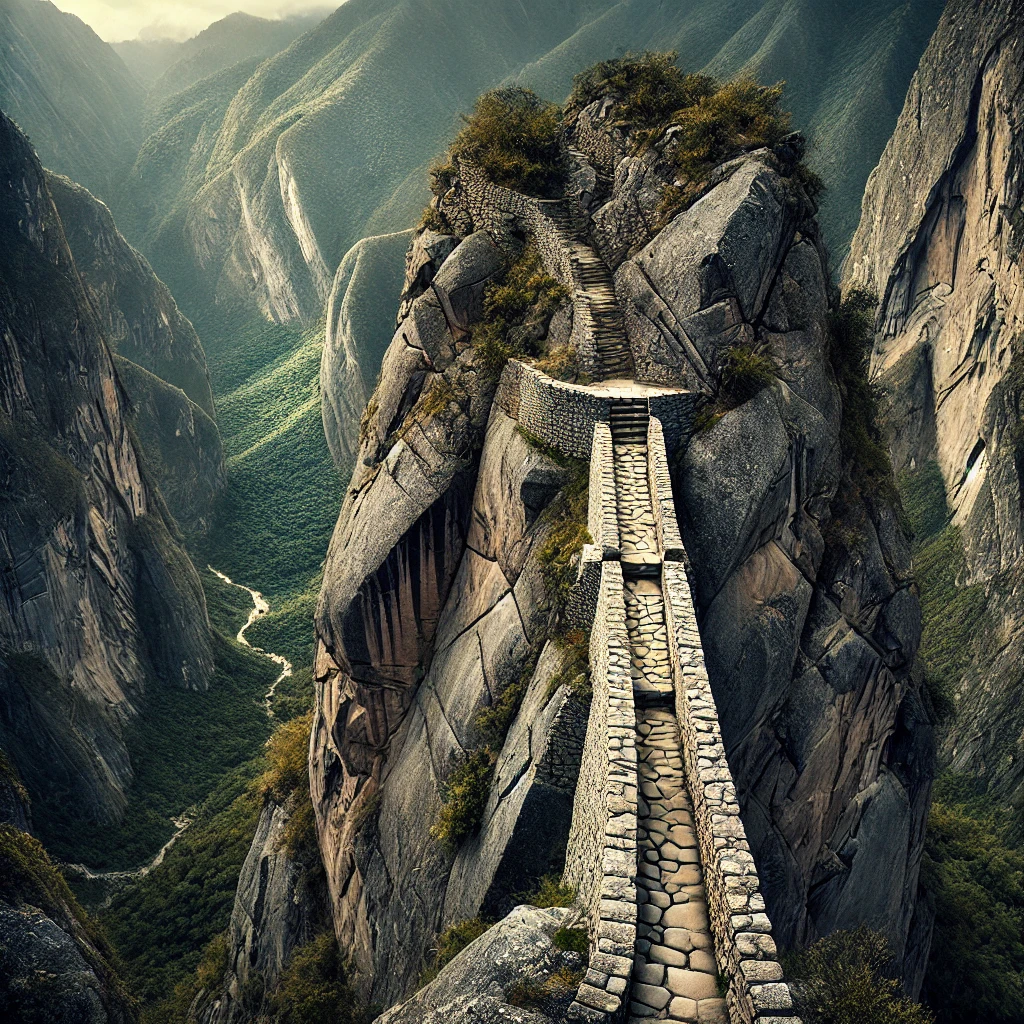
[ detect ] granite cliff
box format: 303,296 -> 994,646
309,76 -> 933,1017
844,0 -> 1024,809
0,112 -> 215,852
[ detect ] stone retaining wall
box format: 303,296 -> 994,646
589,421 -> 619,558
564,559 -> 637,1022
647,417 -> 685,561
495,360 -> 612,459
661,559 -> 802,1024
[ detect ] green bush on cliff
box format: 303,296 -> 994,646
448,87 -> 566,198
786,927 -> 932,1024
270,932 -> 366,1024
472,245 -> 569,381
430,748 -> 497,851
920,776 -> 1024,1024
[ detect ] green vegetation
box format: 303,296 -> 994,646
920,776 -> 1024,1023
552,926 -> 588,954
258,713 -> 313,803
39,609 -> 275,869
100,761 -> 262,1008
536,462 -> 591,613
430,749 -> 497,851
269,932 -> 367,1024
445,87 -> 566,198
521,874 -> 576,909
786,927 -> 932,1024
475,669 -> 532,750
199,313 -> 343,603
893,458 -> 989,720
505,966 -> 585,1011
829,291 -> 899,511
423,918 -> 492,982
696,342 -> 777,431
569,52 -> 806,220
471,245 -> 569,382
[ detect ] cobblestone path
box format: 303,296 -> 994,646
546,204 -> 633,379
609,401 -> 725,1024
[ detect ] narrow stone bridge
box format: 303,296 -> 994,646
449,161 -> 802,1024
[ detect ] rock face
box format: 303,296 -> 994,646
195,796 -> 325,1024
0,824 -> 138,1024
375,905 -> 584,1024
46,172 -> 224,537
844,0 -> 1024,806
0,113 -> 214,846
321,230 -> 414,472
566,117 -> 932,982
313,225 -> 591,1005
313,105 -> 933,1012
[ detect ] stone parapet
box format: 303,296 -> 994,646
495,360 -> 611,459
647,417 -> 685,561
661,559 -> 802,1024
589,421 -> 619,558
564,559 -> 637,1022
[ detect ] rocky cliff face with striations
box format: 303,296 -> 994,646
311,89 -> 933,1014
46,171 -> 225,537
845,0 -> 1024,807
0,112 -> 214,847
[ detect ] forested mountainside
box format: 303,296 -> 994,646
121,0 -> 942,333
0,0 -> 143,201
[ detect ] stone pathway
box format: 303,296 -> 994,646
607,399 -> 725,1023
632,711 -> 726,1023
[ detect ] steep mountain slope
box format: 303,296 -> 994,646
0,0 -> 142,201
114,10 -> 330,101
0,112 -> 214,852
44,172 -> 224,536
845,0 -> 1024,806
310,88 -> 931,1008
127,0 -> 940,332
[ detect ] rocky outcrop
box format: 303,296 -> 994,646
375,905 -> 585,1024
0,825 -> 138,1024
312,82 -> 933,1015
46,171 -> 224,536
321,230 -> 414,472
313,224 -> 593,1004
195,795 -> 326,1024
0,112 -> 214,851
844,0 -> 1024,808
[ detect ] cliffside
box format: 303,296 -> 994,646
312,77 -> 933,1015
0,112 -> 214,850
45,172 -> 225,537
844,0 -> 1024,807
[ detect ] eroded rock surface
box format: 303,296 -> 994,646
0,113 -> 214,845
844,0 -> 1024,812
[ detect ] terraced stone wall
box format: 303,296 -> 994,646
563,558 -> 638,1020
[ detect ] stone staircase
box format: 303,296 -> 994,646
608,401 -> 726,1024
544,204 -> 634,381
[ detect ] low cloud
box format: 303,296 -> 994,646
53,1 -> 332,43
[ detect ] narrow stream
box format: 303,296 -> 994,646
208,566 -> 293,716
64,570 -> 293,891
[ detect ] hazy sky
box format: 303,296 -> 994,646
52,1 -> 330,42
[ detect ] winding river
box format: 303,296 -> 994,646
208,566 -> 294,716
64,570 -> 293,888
